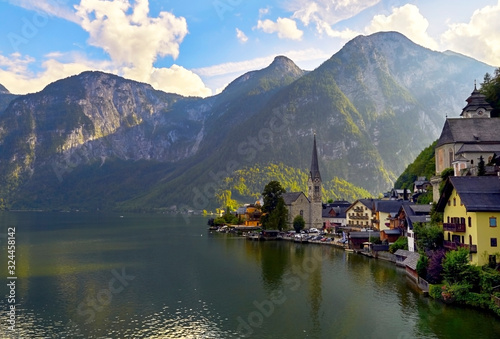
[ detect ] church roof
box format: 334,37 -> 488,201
456,144 -> 500,155
436,118 -> 500,147
282,192 -> 309,205
310,134 -> 321,181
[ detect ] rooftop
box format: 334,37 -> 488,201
437,176 -> 500,212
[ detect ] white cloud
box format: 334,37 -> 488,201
236,28 -> 248,43
0,50 -> 212,97
7,0 -> 79,23
0,51 -> 111,94
72,0 -> 211,97
256,17 -> 303,40
289,0 -> 379,34
365,4 -> 439,50
147,65 -> 212,97
1,0 -> 212,97
441,1 -> 500,66
75,0 -> 187,68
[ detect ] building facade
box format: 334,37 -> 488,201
436,176 -> 500,266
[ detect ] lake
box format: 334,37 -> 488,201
1,212 -> 499,338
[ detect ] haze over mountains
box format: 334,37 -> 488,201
0,32 -> 494,211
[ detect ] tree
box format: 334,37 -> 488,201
416,255 -> 429,279
477,155 -> 486,176
261,181 -> 288,230
438,167 -> 454,195
389,236 -> 408,253
481,67 -> 500,117
426,249 -> 446,284
262,181 -> 286,213
442,247 -> 470,284
267,197 -> 288,230
293,215 -> 305,233
414,222 -> 444,252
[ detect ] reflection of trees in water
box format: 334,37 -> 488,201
260,241 -> 290,291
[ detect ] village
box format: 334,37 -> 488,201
208,85 -> 500,315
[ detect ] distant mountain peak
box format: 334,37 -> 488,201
266,55 -> 303,75
0,83 -> 10,94
218,55 -> 304,97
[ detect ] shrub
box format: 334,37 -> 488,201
445,283 -> 472,303
429,284 -> 444,300
480,267 -> 500,294
389,236 -> 408,253
442,247 -> 470,284
416,254 -> 429,278
426,249 -> 446,284
465,292 -> 490,308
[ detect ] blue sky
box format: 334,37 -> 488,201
1,0 -> 499,97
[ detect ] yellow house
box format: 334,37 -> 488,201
346,199 -> 375,230
436,176 -> 500,266
244,204 -> 262,227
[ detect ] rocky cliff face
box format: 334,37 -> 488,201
0,32 -> 495,210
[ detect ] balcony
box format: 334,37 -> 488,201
444,240 -> 477,253
443,223 -> 466,232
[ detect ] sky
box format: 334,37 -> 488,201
1,0 -> 499,97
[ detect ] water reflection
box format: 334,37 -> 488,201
1,213 -> 500,338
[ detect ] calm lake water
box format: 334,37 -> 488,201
0,212 -> 499,338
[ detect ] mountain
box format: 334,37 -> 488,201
0,84 -> 18,113
0,32 -> 495,211
0,84 -> 9,94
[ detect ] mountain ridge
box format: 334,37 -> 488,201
0,32 -> 495,211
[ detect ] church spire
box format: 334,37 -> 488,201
310,134 -> 321,181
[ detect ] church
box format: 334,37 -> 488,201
432,85 -> 500,201
282,135 -> 323,229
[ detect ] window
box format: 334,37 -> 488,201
314,186 -> 319,194
447,200 -> 451,206
490,217 -> 497,227
491,238 -> 498,247
300,210 -> 303,217
453,198 -> 456,206
468,216 -> 471,227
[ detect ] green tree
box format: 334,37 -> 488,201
442,247 -> 471,284
438,167 -> 454,195
389,236 -> 408,253
267,197 -> 288,230
481,67 -> 500,117
261,181 -> 288,230
414,222 -> 443,252
416,255 -> 429,279
262,180 -> 286,213
293,215 -> 305,233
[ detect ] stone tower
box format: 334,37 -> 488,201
308,134 -> 323,229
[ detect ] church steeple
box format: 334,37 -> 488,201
310,134 -> 321,182
308,134 -> 322,204
460,83 -> 493,118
